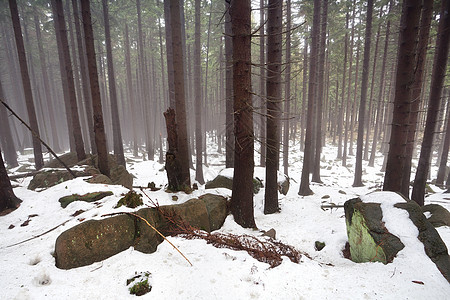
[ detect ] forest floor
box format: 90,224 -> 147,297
1,136 -> 450,299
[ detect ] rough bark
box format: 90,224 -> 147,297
282,0 -> 291,176
225,0 -> 234,168
353,0 -> 373,187
230,0 -> 256,228
8,0 -> 44,170
194,0 -> 204,184
299,0 -> 320,196
264,0 -> 282,214
0,80 -> 18,168
0,147 -> 21,214
80,0 -> 109,177
259,0 -> 266,167
412,0 -> 450,206
383,0 -> 422,194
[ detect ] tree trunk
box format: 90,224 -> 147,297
80,0 -> 109,177
312,0 -> 328,183
102,0 -> 125,167
264,0 -> 282,214
412,0 -> 450,206
353,0 -> 373,187
230,0 -> 256,228
436,90 -> 450,184
383,0 -> 422,195
194,0 -> 204,184
8,0 -> 43,170
164,0 -> 176,108
259,0 -> 266,167
169,0 -> 191,189
282,0 -> 291,176
337,11 -> 349,160
299,0 -> 320,196
225,0 -> 234,168
401,0 -> 433,196
0,147 -> 21,214
0,80 -> 18,168
51,0 -> 86,162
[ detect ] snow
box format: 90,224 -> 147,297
1,138 -> 450,299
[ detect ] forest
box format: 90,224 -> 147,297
1,0 -> 450,298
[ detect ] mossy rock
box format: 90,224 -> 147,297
116,191 -> 143,208
205,175 -> 262,194
59,191 -> 113,208
422,204 -> 450,227
28,169 -> 92,190
127,272 -> 152,296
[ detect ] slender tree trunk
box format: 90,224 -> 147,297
383,0 -> 422,195
337,12 -> 349,160
169,0 -> 191,189
299,0 -> 320,196
80,0 -> 109,177
102,0 -> 125,167
0,80 -> 18,168
259,0 -> 266,167
264,0 -> 282,214
225,0 -> 234,168
312,0 -> 328,183
194,0 -> 204,184
8,0 -> 43,170
164,0 -> 176,108
72,0 -> 96,155
230,0 -> 256,228
412,0 -> 450,205
51,0 -> 86,162
353,0 -> 373,187
437,90 -> 450,184
283,0 -> 291,176
300,38 -> 308,152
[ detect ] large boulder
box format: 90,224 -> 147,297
59,191 -> 113,208
44,152 -> 81,168
110,165 -> 133,189
55,215 -> 135,269
205,174 -> 262,194
422,204 -> 450,227
344,198 -> 404,264
55,194 -> 229,269
345,192 -> 450,283
28,169 -> 94,190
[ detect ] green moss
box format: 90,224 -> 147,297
116,191 -> 143,208
59,191 -> 113,208
127,272 -> 151,296
346,209 -> 387,264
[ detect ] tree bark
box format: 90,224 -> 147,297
0,147 -> 21,214
80,0 -> 109,177
337,11 -> 349,160
230,0 -> 256,228
264,0 -> 282,214
412,0 -> 450,206
383,0 -> 422,195
299,0 -> 320,196
0,80 -> 18,168
259,0 -> 266,167
283,0 -> 291,176
51,0 -> 86,162
225,0 -> 234,168
194,0 -> 204,184
353,0 -> 373,187
8,0 -> 43,170
436,90 -> 450,184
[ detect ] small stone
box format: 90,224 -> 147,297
315,241 -> 326,251
172,195 -> 178,201
262,228 -> 276,239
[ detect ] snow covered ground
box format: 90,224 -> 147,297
1,137 -> 449,299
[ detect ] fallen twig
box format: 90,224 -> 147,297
101,211 -> 192,267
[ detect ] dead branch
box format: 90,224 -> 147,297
0,98 -> 77,178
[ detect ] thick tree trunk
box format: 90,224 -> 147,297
401,0 -> 433,196
102,0 -> 125,167
353,0 -> 373,187
0,147 -> 21,214
412,0 -> 450,206
8,0 -> 43,170
230,0 -> 256,228
383,0 -> 422,195
169,0 -> 191,189
259,0 -> 266,167
51,0 -> 86,162
225,1 -> 234,168
299,0 -> 320,196
164,0 -> 176,108
282,0 -> 291,176
264,0 -> 282,214
80,0 -> 109,177
0,81 -> 18,168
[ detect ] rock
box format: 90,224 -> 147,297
44,152 -> 81,168
344,198 -> 405,264
262,228 -> 276,239
205,175 -> 233,190
315,241 -> 325,251
59,191 -> 113,208
278,174 -> 290,195
199,194 -> 228,231
134,208 -> 164,254
16,164 -> 34,173
422,204 -> 450,227
55,215 -> 135,269
110,165 -> 133,189
395,201 -> 450,282
159,199 -> 211,233
28,170 -> 91,190
86,174 -> 113,185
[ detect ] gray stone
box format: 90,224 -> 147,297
422,204 -> 450,227
87,174 -> 113,185
55,215 -> 135,269
110,165 -> 133,189
199,194 -> 228,231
